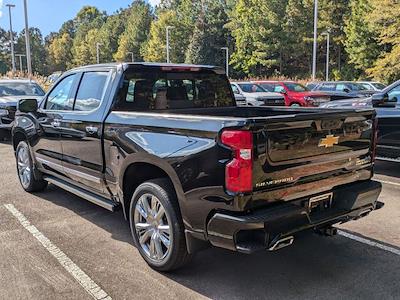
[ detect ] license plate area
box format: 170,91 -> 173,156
308,193 -> 333,213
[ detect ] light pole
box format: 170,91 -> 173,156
312,0 -> 318,80
221,47 -> 229,77
322,30 -> 330,81
96,43 -> 102,64
166,26 -> 174,63
15,54 -> 26,72
127,52 -> 134,62
6,4 -> 16,72
23,0 -> 32,76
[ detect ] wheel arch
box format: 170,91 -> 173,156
118,155 -> 186,223
12,130 -> 28,151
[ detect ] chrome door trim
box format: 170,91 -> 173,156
36,157 -> 102,184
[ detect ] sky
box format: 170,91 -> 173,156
0,0 -> 161,37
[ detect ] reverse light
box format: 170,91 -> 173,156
221,130 -> 253,193
0,109 -> 8,116
372,118 -> 378,161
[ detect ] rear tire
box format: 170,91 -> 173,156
129,178 -> 191,271
16,141 -> 47,192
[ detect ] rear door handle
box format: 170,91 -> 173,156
86,126 -> 99,135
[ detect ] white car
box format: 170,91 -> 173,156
358,81 -> 386,92
230,82 -> 285,106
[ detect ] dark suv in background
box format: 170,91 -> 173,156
308,81 -> 376,100
0,79 -> 45,139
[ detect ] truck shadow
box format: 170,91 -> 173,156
167,233 -> 400,299
35,184 -> 133,245
36,184 -> 400,299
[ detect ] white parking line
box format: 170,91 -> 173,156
338,230 -> 400,256
375,179 -> 400,188
4,204 -> 112,300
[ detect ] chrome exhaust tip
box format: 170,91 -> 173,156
268,236 -> 294,251
358,208 -> 373,219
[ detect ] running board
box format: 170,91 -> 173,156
43,176 -> 118,212
376,156 -> 400,163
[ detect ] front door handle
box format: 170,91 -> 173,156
86,126 -> 99,135
51,119 -> 61,127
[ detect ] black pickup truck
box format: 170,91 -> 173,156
12,63 -> 382,271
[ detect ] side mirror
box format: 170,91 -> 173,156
18,99 -> 38,113
372,93 -> 396,108
343,88 -> 351,93
279,89 -> 287,94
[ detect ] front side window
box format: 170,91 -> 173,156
238,83 -> 265,93
115,69 -> 234,111
45,74 -> 77,110
388,85 -> 400,102
74,72 -> 109,112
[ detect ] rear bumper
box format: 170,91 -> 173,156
206,180 -> 382,253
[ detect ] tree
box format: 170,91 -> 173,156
366,0 -> 400,83
96,8 -> 130,63
141,10 -> 182,62
15,28 -> 47,74
47,32 -> 73,71
71,6 -> 106,66
114,0 -> 153,62
185,0 -> 230,66
229,0 -> 288,77
0,28 -> 12,74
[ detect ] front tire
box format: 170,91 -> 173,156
16,141 -> 47,192
129,178 -> 191,271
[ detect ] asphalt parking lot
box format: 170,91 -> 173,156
0,140 -> 399,300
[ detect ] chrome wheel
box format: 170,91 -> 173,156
17,145 -> 31,188
134,193 -> 171,262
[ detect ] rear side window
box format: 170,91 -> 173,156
114,69 -> 234,111
74,72 -> 109,112
45,74 -> 77,110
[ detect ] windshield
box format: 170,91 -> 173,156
372,83 -> 386,90
0,82 -> 45,96
238,83 -> 266,93
284,82 -> 309,92
115,69 -> 235,110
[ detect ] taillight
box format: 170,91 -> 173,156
372,118 -> 378,161
221,130 -> 253,193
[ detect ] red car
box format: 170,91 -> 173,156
253,81 -> 330,107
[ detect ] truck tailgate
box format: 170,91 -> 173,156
249,109 -> 376,206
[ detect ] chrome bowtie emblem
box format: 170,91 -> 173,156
318,134 -> 339,148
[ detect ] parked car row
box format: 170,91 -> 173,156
230,80 -> 385,108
